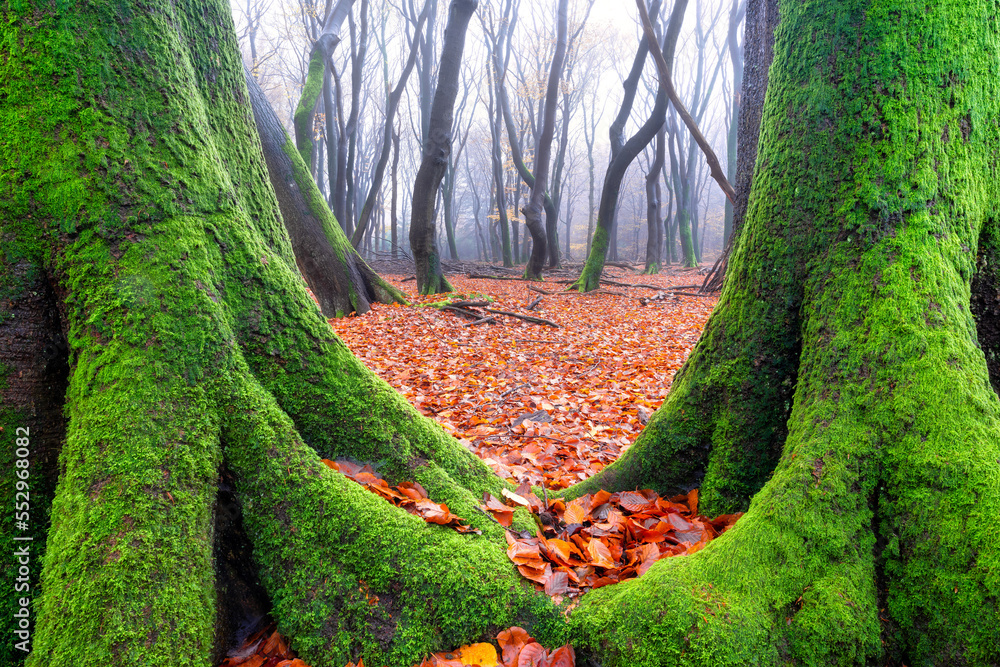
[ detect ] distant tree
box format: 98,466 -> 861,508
349,0 -> 429,248
409,0 -> 478,293
520,0 -> 568,280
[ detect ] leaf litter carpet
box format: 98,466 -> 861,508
219,268 -> 727,667
331,269 -> 716,490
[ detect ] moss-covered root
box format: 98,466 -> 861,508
220,373 -> 564,667
27,351 -> 221,666
572,278 -> 1000,664
642,261 -> 661,275
572,199 -> 1000,666
416,255 -> 454,295
563,204 -> 802,514
568,224 -> 609,292
571,444 -> 881,666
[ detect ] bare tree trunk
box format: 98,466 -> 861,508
332,63 -> 349,224
390,129 -> 400,259
485,30 -> 514,267
520,0 -> 568,279
409,0 -> 478,293
723,0 -> 746,246
644,125 -> 666,274
343,0 -> 369,237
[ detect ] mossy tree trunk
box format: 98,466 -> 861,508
567,0 -> 1000,662
246,69 -> 405,317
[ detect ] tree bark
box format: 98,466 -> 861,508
409,0 -> 478,293
246,69 -> 405,316
722,0 -> 746,246
643,126 -> 666,274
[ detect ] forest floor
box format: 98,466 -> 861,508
220,263 -> 722,667
330,262 -> 718,491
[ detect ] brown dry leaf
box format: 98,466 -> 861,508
563,498 -> 587,526
586,538 -> 615,569
546,645 -> 575,667
515,643 -> 549,667
497,626 -> 533,666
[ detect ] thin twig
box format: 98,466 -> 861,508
484,308 -> 560,328
635,0 -> 736,204
463,316 -> 496,326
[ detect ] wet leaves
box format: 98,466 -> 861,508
217,622 -> 307,667
482,484 -> 741,599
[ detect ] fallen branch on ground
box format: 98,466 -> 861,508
484,308 -> 560,328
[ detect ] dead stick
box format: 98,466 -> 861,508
447,300 -> 491,308
468,273 -> 522,281
484,308 -> 560,328
443,305 -> 484,319
527,297 -> 543,311
463,316 -> 496,326
527,285 -> 553,295
636,0 -> 735,204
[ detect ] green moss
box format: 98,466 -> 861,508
220,371 -> 562,666
677,209 -> 697,268
570,224 -> 610,292
293,46 -> 325,171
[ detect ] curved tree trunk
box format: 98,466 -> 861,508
246,70 -> 405,316
643,126 -> 666,274
409,0 -> 478,293
520,0 -> 568,280
570,0 -> 680,291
